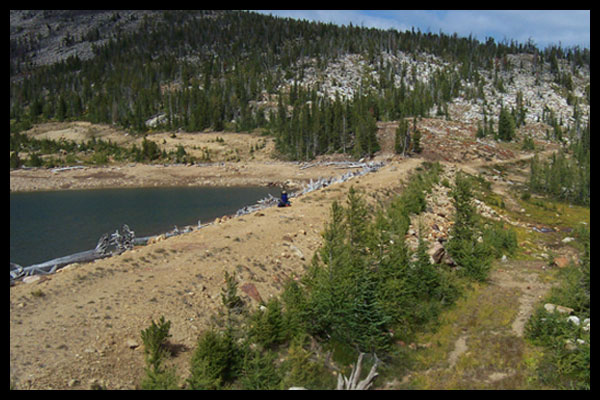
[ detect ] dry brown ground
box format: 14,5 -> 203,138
10,119 -> 558,389
9,155 -> 424,389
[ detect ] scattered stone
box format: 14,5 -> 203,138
443,253 -> 456,267
428,242 -> 445,264
289,244 -> 305,260
567,315 -> 580,326
565,339 -> 577,351
22,275 -> 42,284
125,339 -> 139,349
240,283 -> 263,303
583,319 -> 590,332
561,237 -> 575,244
552,256 -> 570,268
544,303 -> 574,315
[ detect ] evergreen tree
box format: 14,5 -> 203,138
412,129 -> 422,153
345,186 -> 369,255
394,118 -> 409,155
446,172 -> 491,281
497,105 -> 516,141
412,224 -> 439,298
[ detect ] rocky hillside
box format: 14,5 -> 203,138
10,10 -> 185,70
286,50 -> 588,131
10,10 -> 589,161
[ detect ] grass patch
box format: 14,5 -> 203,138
515,195 -> 589,230
402,275 -> 531,389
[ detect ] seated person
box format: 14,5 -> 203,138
278,190 -> 291,207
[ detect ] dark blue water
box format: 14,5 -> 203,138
10,186 -> 277,266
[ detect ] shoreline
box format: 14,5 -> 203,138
10,158 -> 393,193
9,161 -> 322,193
10,160 -> 385,280
10,158 -> 422,389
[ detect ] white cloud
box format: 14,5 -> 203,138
253,10 -> 590,49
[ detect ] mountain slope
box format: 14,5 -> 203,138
10,10 -> 589,161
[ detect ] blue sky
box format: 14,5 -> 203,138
254,10 -> 590,50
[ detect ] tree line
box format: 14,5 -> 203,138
10,10 -> 589,161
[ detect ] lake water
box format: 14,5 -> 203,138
10,186 -> 278,266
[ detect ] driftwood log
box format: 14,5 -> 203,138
10,224 -> 143,282
12,161 -> 386,282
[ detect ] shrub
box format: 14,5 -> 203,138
140,316 -> 172,370
188,329 -> 242,389
26,152 -> 43,167
248,298 -> 286,349
482,223 -> 518,258
139,316 -> 180,390
280,336 -> 335,390
525,307 -> 590,389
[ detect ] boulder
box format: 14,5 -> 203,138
240,283 -> 263,303
553,256 -> 570,268
544,303 -> 574,315
443,254 -> 456,266
428,242 -> 445,264
22,275 -> 42,284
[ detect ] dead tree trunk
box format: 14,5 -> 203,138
287,353 -> 380,390
336,353 -> 380,390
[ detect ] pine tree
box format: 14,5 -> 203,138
345,186 -> 369,255
249,298 -> 286,349
446,172 -> 490,281
348,266 -> 392,354
412,224 -> 439,298
497,105 -> 516,141
56,95 -> 67,122
412,129 -> 422,153
394,118 -> 409,155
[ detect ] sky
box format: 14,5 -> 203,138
254,10 -> 590,50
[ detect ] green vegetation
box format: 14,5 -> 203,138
140,316 -> 180,390
10,11 -> 588,162
127,158 -> 588,390
446,172 -> 491,281
135,162 -> 530,389
9,131 -> 197,168
528,121 -> 590,206
524,227 -> 590,389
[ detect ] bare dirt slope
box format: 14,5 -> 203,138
9,157 -> 423,389
10,119 -> 563,389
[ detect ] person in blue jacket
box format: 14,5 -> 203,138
278,190 -> 291,207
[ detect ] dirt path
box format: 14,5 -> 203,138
390,162 -> 573,389
394,259 -> 556,390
